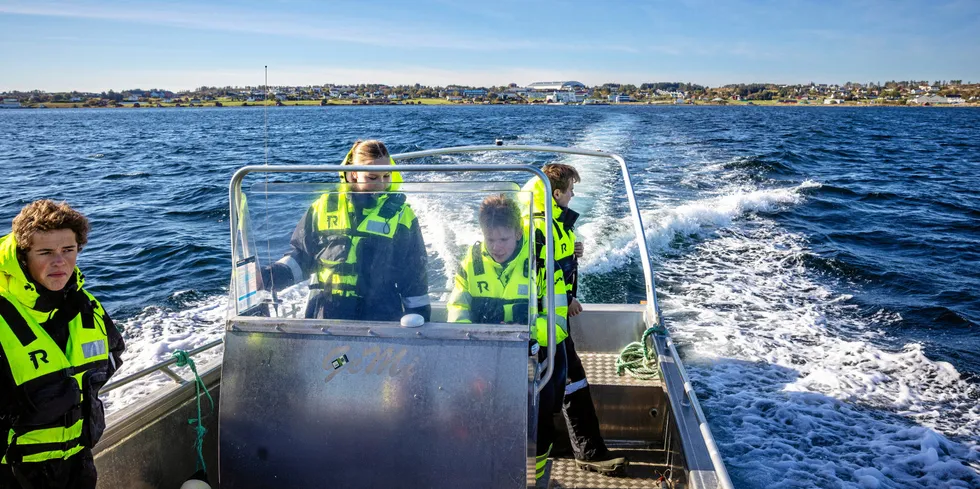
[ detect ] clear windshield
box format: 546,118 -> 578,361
231,179 -> 540,327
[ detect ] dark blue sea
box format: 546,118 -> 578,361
1,106 -> 978,488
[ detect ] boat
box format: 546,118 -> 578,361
92,145 -> 733,489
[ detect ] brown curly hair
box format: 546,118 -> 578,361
541,163 -> 581,193
12,200 -> 90,252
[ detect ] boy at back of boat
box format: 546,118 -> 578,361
522,164 -> 628,476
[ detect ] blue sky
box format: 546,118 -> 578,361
2,0 -> 978,92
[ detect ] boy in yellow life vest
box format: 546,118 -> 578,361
0,200 -> 125,489
447,194 -> 568,481
522,164 -> 628,476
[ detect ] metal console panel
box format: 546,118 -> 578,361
220,319 -> 533,489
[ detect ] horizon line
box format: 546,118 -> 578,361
4,79 -> 978,94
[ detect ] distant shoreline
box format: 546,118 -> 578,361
5,100 -> 979,110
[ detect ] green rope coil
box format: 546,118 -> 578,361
173,349 -> 215,475
616,326 -> 668,381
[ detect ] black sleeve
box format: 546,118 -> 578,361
0,348 -> 12,454
394,214 -> 430,321
104,311 -> 125,378
261,207 -> 319,292
569,255 -> 579,299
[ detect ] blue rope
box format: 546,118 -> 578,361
173,349 -> 215,474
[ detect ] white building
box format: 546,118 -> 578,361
526,81 -> 586,92
910,95 -> 948,104
546,91 -> 584,103
608,94 -> 633,103
1,98 -> 21,108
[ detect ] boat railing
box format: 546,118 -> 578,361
100,338 -> 223,394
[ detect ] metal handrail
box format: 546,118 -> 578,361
666,337 -> 735,489
229,161 -> 557,393
100,339 -> 223,394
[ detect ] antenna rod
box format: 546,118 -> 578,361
262,65 -> 279,315
264,65 -> 269,166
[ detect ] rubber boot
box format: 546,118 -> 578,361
574,448 -> 628,476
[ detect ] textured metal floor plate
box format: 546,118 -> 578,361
578,353 -> 662,387
548,448 -> 673,489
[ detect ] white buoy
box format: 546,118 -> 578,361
400,313 -> 424,328
180,469 -> 212,489
179,480 -> 212,489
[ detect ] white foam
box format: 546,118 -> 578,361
103,296 -> 226,414
558,112 -> 637,219
578,181 -> 819,275
411,193 -> 483,296
659,219 -> 980,487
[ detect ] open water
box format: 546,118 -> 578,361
1,105 -> 978,488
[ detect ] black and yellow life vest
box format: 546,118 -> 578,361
520,178 -> 578,295
0,234 -> 111,465
308,191 -> 414,299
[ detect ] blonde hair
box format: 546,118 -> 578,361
12,200 -> 90,252
343,140 -> 390,166
479,194 -> 521,233
341,140 -> 391,182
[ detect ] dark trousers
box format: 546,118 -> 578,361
536,341 -> 568,467
561,334 -> 608,461
0,449 -> 97,489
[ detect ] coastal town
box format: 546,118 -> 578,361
2,80 -> 979,109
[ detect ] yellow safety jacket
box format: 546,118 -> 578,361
309,191 -> 415,299
520,178 -> 578,296
0,234 -> 111,464
447,237 -> 568,346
